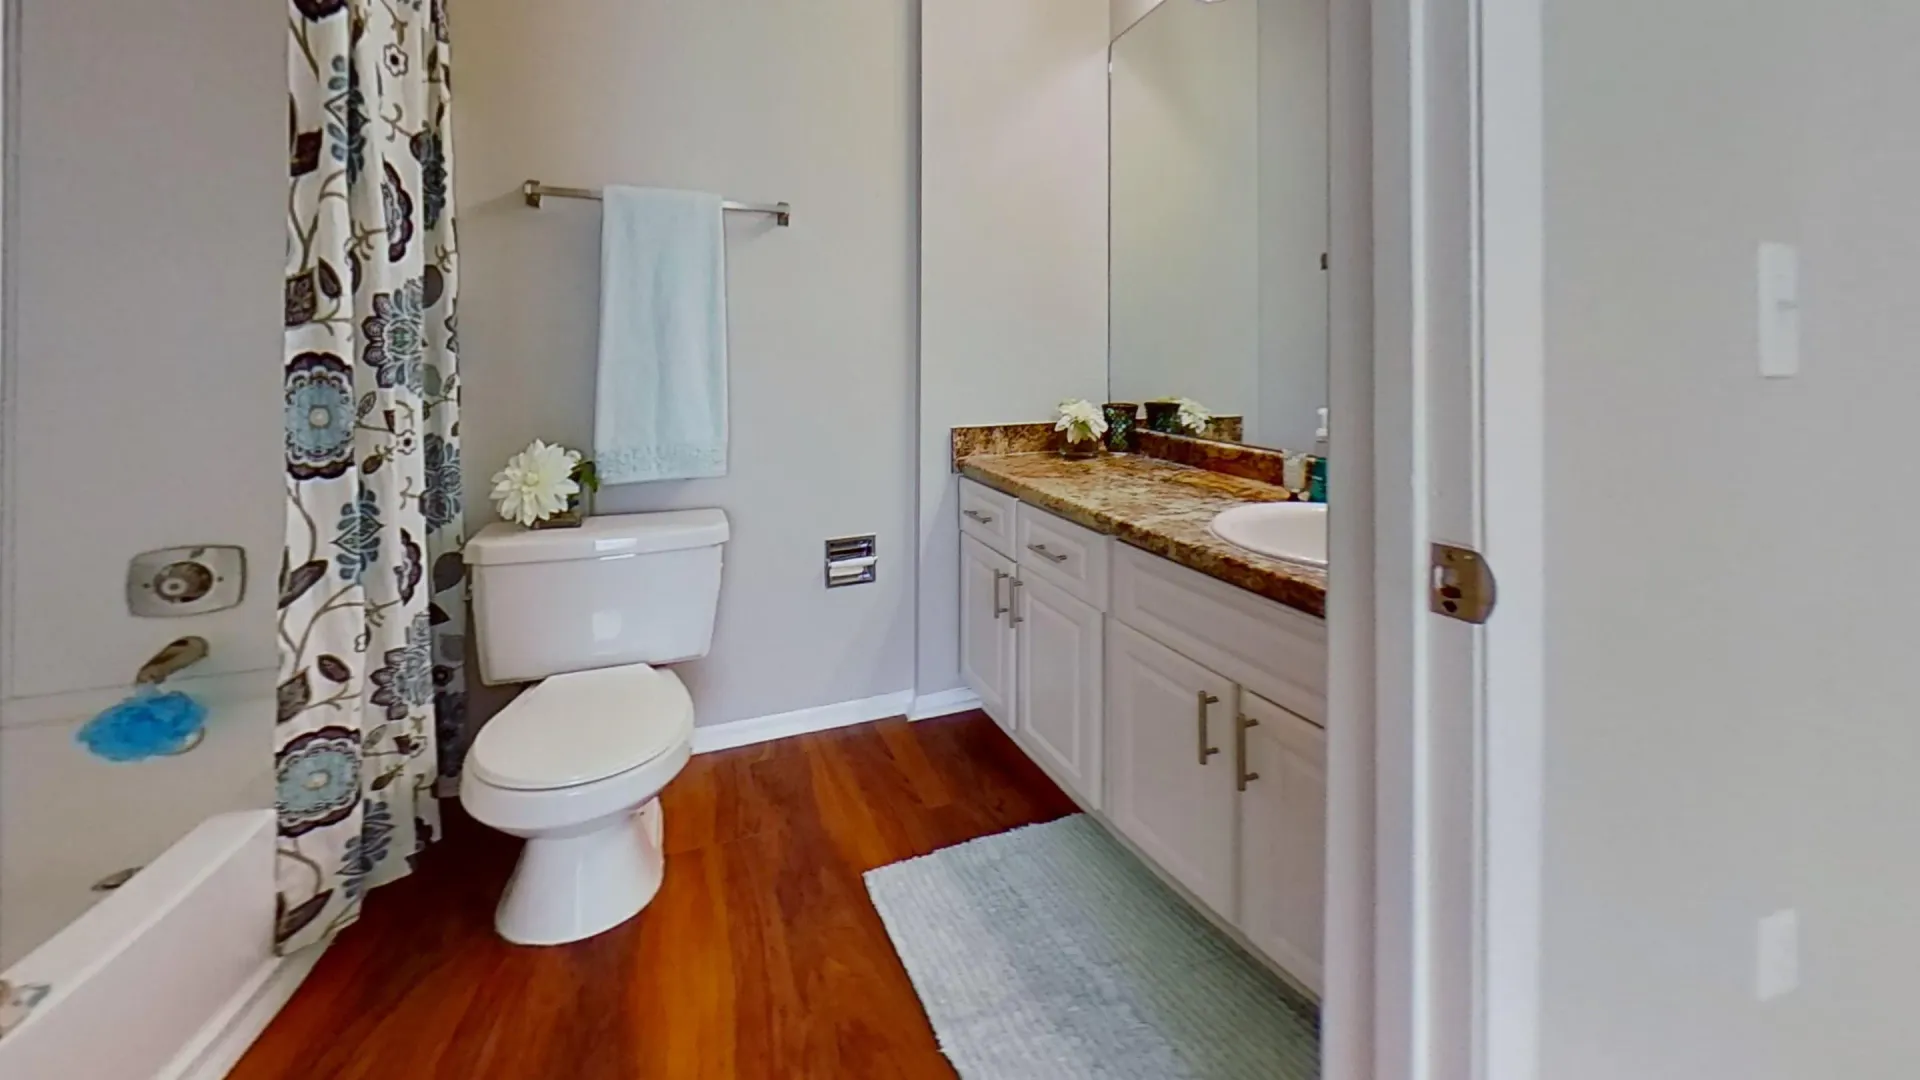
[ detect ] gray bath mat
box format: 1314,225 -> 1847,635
864,814 -> 1319,1079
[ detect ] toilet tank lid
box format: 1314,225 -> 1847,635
467,509 -> 729,567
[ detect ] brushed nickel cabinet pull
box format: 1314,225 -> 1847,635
1236,714 -> 1261,792
964,509 -> 995,524
1026,543 -> 1070,564
1197,692 -> 1222,765
992,569 -> 1008,618
1009,578 -> 1025,626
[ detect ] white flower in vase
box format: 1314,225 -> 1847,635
490,439 -> 582,526
1055,399 -> 1110,446
1174,397 -> 1214,435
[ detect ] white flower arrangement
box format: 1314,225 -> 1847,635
1055,399 -> 1110,446
1174,397 -> 1215,435
490,439 -> 584,527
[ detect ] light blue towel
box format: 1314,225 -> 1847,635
594,186 -> 729,483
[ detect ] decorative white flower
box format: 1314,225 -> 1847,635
1174,397 -> 1214,435
1055,399 -> 1110,445
490,439 -> 582,526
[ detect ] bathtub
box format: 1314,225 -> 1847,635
0,670 -> 317,1078
0,810 -> 326,1078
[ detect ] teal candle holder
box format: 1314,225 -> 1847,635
1103,403 -> 1139,452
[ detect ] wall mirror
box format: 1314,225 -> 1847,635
1109,0 -> 1329,454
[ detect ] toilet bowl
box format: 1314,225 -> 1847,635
458,510 -> 728,946
460,663 -> 695,945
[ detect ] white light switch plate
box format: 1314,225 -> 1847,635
1758,242 -> 1800,378
1756,908 -> 1800,1002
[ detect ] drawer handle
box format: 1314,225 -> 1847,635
1027,543 -> 1070,564
1197,692 -> 1221,765
1009,578 -> 1024,626
1236,714 -> 1261,792
963,509 -> 995,525
992,569 -> 1009,618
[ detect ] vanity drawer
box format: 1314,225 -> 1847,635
1015,503 -> 1111,611
959,478 -> 1018,558
1112,543 -> 1325,725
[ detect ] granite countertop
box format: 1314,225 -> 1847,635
958,453 -> 1327,619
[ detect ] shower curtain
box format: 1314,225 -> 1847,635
277,0 -> 465,952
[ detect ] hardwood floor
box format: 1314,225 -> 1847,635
231,711 -> 1078,1080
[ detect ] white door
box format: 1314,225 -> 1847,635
1014,572 -> 1103,808
1237,691 -> 1327,994
1105,620 -> 1239,917
959,534 -> 1018,733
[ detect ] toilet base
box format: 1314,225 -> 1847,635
494,799 -> 666,946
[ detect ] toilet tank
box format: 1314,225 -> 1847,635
466,510 -> 728,686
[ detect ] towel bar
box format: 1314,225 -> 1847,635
521,180 -> 791,227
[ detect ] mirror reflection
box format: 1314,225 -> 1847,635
1109,0 -> 1329,454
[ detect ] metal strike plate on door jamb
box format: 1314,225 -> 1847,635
1430,542 -> 1497,624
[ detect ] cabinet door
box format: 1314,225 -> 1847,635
1236,691 -> 1326,992
1105,621 -> 1239,917
959,534 -> 1018,733
1015,572 -> 1103,808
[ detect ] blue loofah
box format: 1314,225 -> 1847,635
77,687 -> 208,763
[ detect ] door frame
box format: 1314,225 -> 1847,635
1320,0 -> 1377,1073
0,0 -> 12,710
1325,0 -> 1546,1077
1469,2 -> 1546,1076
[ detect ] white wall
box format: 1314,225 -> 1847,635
1540,3 -> 1920,1076
1256,0 -> 1329,452
455,0 -> 918,728
5,0 -> 284,698
0,0 -> 283,964
916,0 -> 1111,698
1109,0 -> 1260,426
1111,0 -> 1167,40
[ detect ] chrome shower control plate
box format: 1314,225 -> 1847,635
126,545 -> 246,617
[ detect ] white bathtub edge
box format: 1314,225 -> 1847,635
159,940 -> 328,1080
0,809 -> 279,1080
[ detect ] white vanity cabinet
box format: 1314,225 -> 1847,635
958,534 -> 1018,734
1108,545 -> 1329,992
957,480 -> 1109,808
955,476 -> 1327,993
1236,691 -> 1327,993
1106,621 -> 1240,916
1015,572 -> 1105,807
1104,625 -> 1326,983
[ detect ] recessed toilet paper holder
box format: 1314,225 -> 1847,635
824,535 -> 878,588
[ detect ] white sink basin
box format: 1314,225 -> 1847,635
1209,502 -> 1328,567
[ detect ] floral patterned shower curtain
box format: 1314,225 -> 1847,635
277,0 -> 465,953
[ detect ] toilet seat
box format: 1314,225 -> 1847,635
468,664 -> 694,792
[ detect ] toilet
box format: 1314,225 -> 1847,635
459,509 -> 728,946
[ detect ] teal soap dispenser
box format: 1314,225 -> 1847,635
1308,407 -> 1329,502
